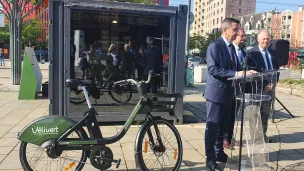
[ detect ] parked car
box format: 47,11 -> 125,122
34,50 -> 49,62
188,56 -> 202,67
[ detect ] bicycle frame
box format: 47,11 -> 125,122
56,85 -> 152,149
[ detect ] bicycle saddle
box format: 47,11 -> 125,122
65,79 -> 93,87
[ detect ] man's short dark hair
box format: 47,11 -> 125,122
221,18 -> 240,32
150,39 -> 155,47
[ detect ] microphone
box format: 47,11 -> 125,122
238,42 -> 246,49
238,42 -> 257,69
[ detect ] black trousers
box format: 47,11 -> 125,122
143,75 -> 159,93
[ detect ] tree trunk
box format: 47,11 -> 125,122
10,2 -> 22,85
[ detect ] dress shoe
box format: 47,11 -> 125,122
216,152 -> 228,163
206,159 -> 221,171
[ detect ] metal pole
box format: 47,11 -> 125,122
162,34 -> 164,54
185,0 -> 191,56
10,0 -> 22,85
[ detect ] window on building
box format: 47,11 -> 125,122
214,4 -> 215,8
256,24 -> 261,30
218,2 -> 219,6
217,10 -> 219,14
221,8 -> 223,12
245,25 -> 249,30
288,16 -> 292,19
282,25 -> 286,29
282,16 -> 286,20
287,34 -> 290,38
217,18 -> 219,24
213,19 -> 215,25
203,9 -> 205,13
239,9 -> 241,13
288,25 -> 291,29
281,35 -> 284,39
202,16 -> 204,19
213,11 -> 215,15
222,0 -> 223,4
221,16 -> 223,21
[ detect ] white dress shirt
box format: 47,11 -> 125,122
233,43 -> 244,63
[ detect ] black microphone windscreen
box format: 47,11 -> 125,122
238,43 -> 246,49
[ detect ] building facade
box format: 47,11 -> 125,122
193,0 -> 256,35
236,6 -> 304,48
275,7 -> 304,48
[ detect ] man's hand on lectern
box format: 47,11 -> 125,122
236,70 -> 257,77
264,83 -> 274,91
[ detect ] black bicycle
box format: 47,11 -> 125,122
18,70 -> 183,171
70,66 -> 133,105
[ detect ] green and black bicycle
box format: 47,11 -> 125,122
17,70 -> 183,171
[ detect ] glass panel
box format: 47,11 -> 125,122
68,9 -> 170,118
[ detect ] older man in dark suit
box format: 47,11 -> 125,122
247,30 -> 279,143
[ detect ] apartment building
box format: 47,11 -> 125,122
193,0 -> 256,35
274,6 -> 304,48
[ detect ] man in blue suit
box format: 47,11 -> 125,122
223,28 -> 247,150
204,18 -> 256,170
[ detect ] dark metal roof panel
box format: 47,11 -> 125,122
63,0 -> 179,15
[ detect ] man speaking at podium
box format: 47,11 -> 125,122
248,30 -> 279,143
203,18 -> 256,171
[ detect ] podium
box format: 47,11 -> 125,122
226,70 -> 279,171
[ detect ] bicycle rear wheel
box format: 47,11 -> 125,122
108,82 -> 132,104
135,118 -> 183,171
70,87 -> 86,105
19,128 -> 88,171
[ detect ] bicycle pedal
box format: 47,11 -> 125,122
115,159 -> 121,168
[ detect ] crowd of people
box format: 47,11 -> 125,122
72,39 -> 168,93
204,18 -> 278,171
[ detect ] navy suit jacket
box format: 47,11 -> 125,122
204,37 -> 242,103
247,45 -> 279,90
143,47 -> 163,75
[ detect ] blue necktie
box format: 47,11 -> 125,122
264,49 -> 272,71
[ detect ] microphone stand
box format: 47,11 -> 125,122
237,47 -> 250,171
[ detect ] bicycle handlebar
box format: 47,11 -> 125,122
114,70 -> 155,86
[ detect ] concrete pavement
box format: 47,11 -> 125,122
0,86 -> 303,170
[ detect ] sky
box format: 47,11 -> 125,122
169,0 -> 304,13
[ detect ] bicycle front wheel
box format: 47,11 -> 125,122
19,128 -> 88,171
135,118 -> 183,171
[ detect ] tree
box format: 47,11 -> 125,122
0,0 -> 44,85
189,34 -> 206,51
0,24 -> 10,44
271,13 -> 281,40
22,18 -> 43,47
189,32 -> 221,55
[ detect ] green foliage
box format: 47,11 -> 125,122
189,32 -> 221,56
280,78 -> 304,86
0,24 -> 10,44
22,18 -> 43,47
189,34 -> 206,51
